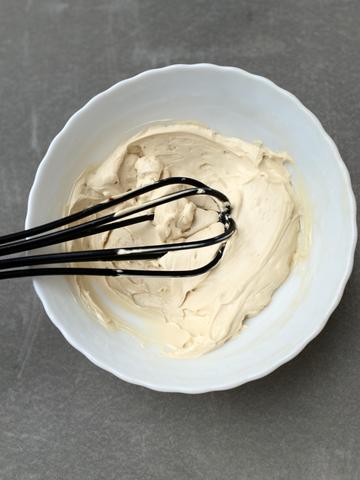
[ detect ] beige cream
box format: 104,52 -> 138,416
66,122 -> 301,358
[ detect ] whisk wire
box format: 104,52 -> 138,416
0,177 -> 235,279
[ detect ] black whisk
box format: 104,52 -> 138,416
0,177 -> 236,279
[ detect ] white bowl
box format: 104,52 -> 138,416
26,64 -> 357,393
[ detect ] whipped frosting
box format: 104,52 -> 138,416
66,122 -> 301,358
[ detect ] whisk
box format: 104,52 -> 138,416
0,177 -> 236,280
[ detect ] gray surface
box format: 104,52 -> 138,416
0,0 -> 359,478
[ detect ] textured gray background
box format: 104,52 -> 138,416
0,1 -> 359,479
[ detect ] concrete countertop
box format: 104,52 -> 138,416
0,1 -> 359,479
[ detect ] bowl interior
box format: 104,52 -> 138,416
26,65 -> 356,393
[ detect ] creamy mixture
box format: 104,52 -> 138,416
66,122 -> 301,358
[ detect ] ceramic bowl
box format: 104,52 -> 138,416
26,64 -> 357,393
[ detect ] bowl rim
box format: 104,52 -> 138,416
25,63 -> 358,393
